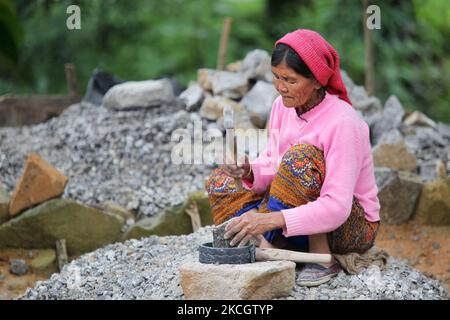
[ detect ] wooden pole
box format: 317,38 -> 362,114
363,0 -> 375,96
56,239 -> 68,271
217,17 -> 232,70
65,63 -> 78,97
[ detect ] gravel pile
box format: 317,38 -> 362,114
0,101 -> 212,218
21,227 -> 448,300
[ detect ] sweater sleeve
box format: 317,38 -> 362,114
242,97 -> 282,194
281,116 -> 364,236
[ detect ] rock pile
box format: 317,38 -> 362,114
20,227 -> 448,300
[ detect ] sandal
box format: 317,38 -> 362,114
297,262 -> 342,287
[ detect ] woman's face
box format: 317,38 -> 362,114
271,62 -> 318,109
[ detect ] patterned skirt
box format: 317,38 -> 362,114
205,144 -> 379,254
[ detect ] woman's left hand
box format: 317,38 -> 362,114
224,210 -> 285,247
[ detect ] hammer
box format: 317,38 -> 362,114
223,104 -> 243,192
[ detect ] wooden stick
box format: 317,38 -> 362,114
363,0 -> 375,96
56,239 -> 68,271
185,201 -> 202,232
217,17 -> 232,70
65,63 -> 78,97
256,248 -> 333,264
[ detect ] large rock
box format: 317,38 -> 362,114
0,199 -> 124,255
0,183 -> 9,225
199,96 -> 241,121
123,191 -> 212,240
375,168 -> 423,224
179,83 -> 204,111
240,81 -> 279,128
103,79 -> 175,110
180,261 -> 295,300
414,178 -> 450,225
211,71 -> 249,99
239,49 -> 273,82
372,130 -> 417,172
372,96 -> 405,145
9,153 -> 68,217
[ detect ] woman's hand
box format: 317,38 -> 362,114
224,210 -> 286,247
222,154 -> 252,180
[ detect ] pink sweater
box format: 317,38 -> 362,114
243,92 -> 380,236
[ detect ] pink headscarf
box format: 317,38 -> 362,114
275,29 -> 352,105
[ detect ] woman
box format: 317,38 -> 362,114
205,29 -> 380,287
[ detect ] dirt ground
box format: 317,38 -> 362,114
375,220 -> 450,293
0,221 -> 449,300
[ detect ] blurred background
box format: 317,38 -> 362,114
1,0 -> 449,122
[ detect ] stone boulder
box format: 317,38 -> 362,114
240,81 -> 279,128
372,130 -> 417,172
180,261 -> 295,300
0,199 -> 124,255
179,83 -> 204,111
414,178 -> 450,225
103,79 -> 175,110
375,168 -> 423,224
199,96 -> 241,121
239,49 -> 273,82
211,71 -> 249,99
372,96 -> 405,145
9,153 -> 68,217
123,191 -> 212,240
0,183 -> 9,225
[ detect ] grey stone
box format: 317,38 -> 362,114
10,259 -> 28,275
239,49 -> 273,82
375,168 -> 423,224
179,83 -> 204,112
372,130 -> 417,172
372,96 -> 405,144
241,81 -> 279,128
103,79 -> 175,110
211,71 -> 249,99
437,122 -> 450,139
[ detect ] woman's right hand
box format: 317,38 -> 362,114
222,154 -> 252,180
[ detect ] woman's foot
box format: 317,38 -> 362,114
297,262 -> 342,287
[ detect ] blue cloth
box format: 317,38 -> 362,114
233,196 -> 309,248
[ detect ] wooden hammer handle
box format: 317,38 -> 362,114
255,248 -> 332,264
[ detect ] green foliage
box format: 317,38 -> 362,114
0,0 -> 23,71
1,0 -> 449,122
